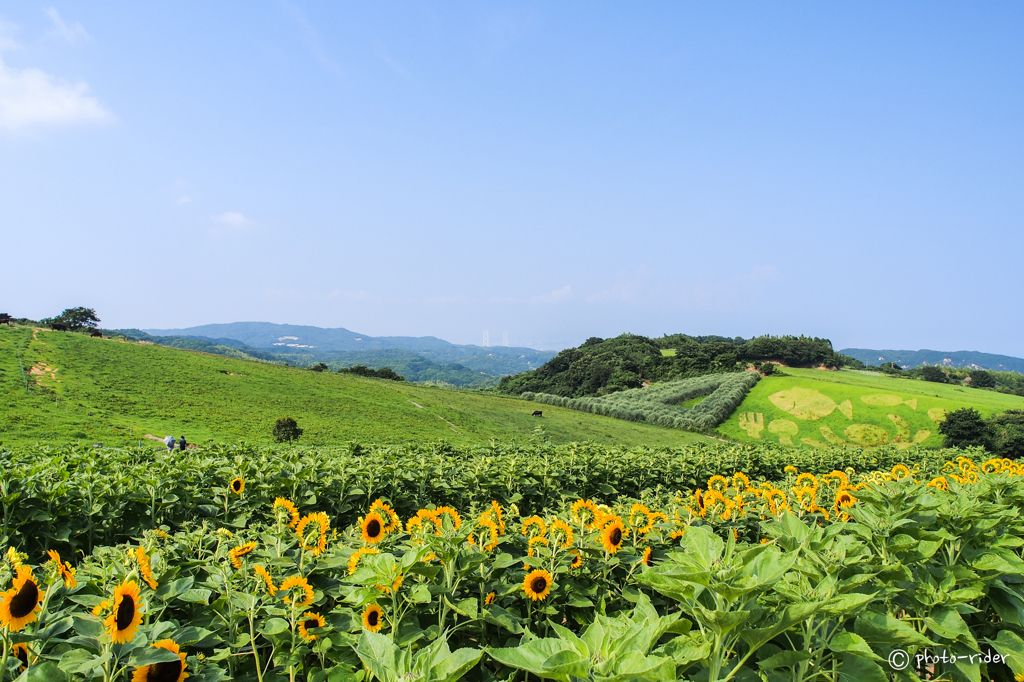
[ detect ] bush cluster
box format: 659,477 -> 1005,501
521,371 -> 761,431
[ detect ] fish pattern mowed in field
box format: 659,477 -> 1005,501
720,367 -> 1024,448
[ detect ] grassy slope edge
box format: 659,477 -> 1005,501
0,326 -> 710,448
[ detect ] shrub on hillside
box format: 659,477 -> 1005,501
273,416 -> 303,443
921,365 -> 947,383
939,408 -> 992,450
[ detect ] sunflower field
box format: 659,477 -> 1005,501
3,443 -> 1024,681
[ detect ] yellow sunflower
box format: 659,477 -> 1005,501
835,490 -> 857,509
521,516 -> 546,538
485,592 -> 496,605
629,504 -> 655,534
105,580 -> 144,644
0,565 -> 44,631
733,472 -> 751,489
891,464 -> 911,480
229,478 -> 244,495
279,575 -> 314,608
489,501 -> 506,533
131,639 -> 188,682
348,547 -> 379,575
522,569 -> 553,601
476,516 -> 500,551
273,498 -> 300,528
641,546 -> 653,567
600,519 -> 625,554
707,475 -> 728,492
254,565 -> 276,595
433,506 -> 462,532
570,500 -> 598,529
362,604 -> 384,632
12,642 -> 29,671
294,512 -> 329,557
46,549 -> 78,589
297,611 -> 326,641
229,541 -> 257,569
549,519 -> 573,549
569,549 -> 583,569
360,512 -> 387,544
927,476 -> 949,492
795,473 -> 818,490
369,499 -> 402,533
135,547 -> 158,589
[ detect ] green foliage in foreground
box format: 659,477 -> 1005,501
0,441 -> 964,558
0,326 -> 707,448
521,371 -> 761,431
720,367 -> 1024,448
4,460 -> 1024,681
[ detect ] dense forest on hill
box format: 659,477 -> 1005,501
498,333 -> 846,397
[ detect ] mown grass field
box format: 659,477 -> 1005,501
0,326 -> 710,448
719,366 -> 1024,447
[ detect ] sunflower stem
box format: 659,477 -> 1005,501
0,627 -> 10,680
248,599 -> 265,682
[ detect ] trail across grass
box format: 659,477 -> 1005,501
0,326 -> 710,448
720,367 -> 1024,447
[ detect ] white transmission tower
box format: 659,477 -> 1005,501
482,331 -> 489,347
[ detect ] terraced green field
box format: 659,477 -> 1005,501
0,326 -> 710,448
719,367 -> 1024,448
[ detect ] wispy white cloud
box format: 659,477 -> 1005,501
282,2 -> 345,78
212,211 -> 252,229
0,55 -> 113,131
176,195 -> 192,206
44,8 -> 90,45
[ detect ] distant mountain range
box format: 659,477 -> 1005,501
840,348 -> 1024,373
130,322 -> 557,387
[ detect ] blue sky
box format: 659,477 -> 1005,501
2,3 -> 1022,353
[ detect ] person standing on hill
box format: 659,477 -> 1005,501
178,435 -> 188,451
164,435 -> 175,452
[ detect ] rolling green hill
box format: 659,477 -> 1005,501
0,326 -> 709,448
719,367 -> 1024,448
839,347 -> 1024,373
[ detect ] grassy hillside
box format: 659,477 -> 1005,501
0,326 -> 708,448
719,367 -> 1024,448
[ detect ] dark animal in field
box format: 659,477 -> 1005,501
532,410 -> 543,417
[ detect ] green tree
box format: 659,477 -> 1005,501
921,365 -> 947,383
990,410 -> 1024,459
42,307 -> 100,331
0,313 -> 10,325
308,362 -> 330,372
938,407 -> 992,449
272,416 -> 303,443
968,369 -> 996,388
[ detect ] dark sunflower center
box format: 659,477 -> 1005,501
530,576 -> 548,593
146,659 -> 183,682
609,528 -> 622,546
367,610 -> 379,627
9,579 -> 39,618
305,619 -> 318,630
115,595 -> 136,630
367,519 -> 381,537
232,481 -> 241,492
15,646 -> 28,669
